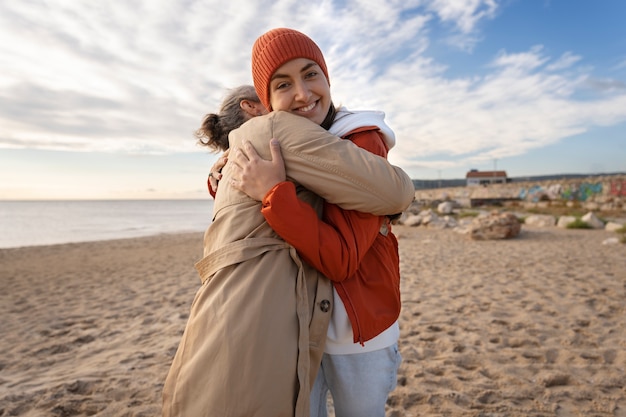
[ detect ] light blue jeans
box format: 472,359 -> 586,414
310,344 -> 402,417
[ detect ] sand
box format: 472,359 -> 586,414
1,226 -> 624,416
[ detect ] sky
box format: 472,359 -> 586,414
1,0 -> 625,200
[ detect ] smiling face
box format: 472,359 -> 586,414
268,58 -> 331,126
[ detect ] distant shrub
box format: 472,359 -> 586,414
615,225 -> 626,234
566,218 -> 593,229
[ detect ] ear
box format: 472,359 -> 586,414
240,100 -> 257,117
241,100 -> 266,117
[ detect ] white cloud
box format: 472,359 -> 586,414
426,0 -> 498,33
370,45 -> 626,173
546,52 -> 582,71
490,45 -> 549,71
1,0 -> 626,180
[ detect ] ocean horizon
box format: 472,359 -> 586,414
0,199 -> 214,249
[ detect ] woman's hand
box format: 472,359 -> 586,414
230,138 -> 286,201
208,149 -> 230,193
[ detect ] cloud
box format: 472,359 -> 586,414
546,51 -> 582,71
584,78 -> 626,93
426,0 -> 499,33
372,45 -> 626,172
1,0 -> 626,179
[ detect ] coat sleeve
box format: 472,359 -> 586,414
228,111 -> 414,216
261,130 -> 386,281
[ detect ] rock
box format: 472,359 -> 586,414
601,203 -> 618,211
454,226 -> 472,235
403,200 -> 422,215
524,214 -> 556,227
581,212 -> 604,229
420,210 -> 439,225
443,216 -> 458,229
605,221 -> 625,232
602,237 -> 620,245
402,214 -> 422,227
454,218 -> 474,235
458,217 -> 474,227
399,208 -> 463,229
556,216 -> 577,228
437,201 -> 454,214
469,212 -> 521,240
427,218 -> 449,229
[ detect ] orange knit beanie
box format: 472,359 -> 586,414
252,28 -> 329,110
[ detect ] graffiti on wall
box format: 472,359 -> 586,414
518,184 -> 562,202
519,182 -> 603,202
563,182 -> 603,201
609,179 -> 626,196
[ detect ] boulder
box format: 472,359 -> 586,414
443,216 -> 458,229
402,214 -> 422,227
427,218 -> 449,229
581,212 -> 604,229
524,214 -> 556,228
469,212 -> 521,240
437,201 -> 454,214
556,216 -> 577,228
605,222 -> 625,232
399,209 -> 460,229
420,210 -> 439,226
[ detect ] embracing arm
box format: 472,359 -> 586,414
207,150 -> 229,197
261,183 -> 381,281
228,111 -> 414,216
258,130 -> 386,281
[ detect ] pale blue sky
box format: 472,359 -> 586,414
1,0 -> 625,199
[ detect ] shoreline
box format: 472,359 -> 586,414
1,226 -> 625,416
0,230 -> 206,251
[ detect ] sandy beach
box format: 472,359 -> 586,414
1,225 -> 625,416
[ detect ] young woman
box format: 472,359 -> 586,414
230,28 -> 403,417
161,32 -> 415,417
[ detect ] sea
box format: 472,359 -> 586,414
0,199 -> 214,249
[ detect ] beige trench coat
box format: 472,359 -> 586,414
162,111 -> 414,417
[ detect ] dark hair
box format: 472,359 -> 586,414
195,85 -> 260,152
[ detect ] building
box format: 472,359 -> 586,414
466,170 -> 508,186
